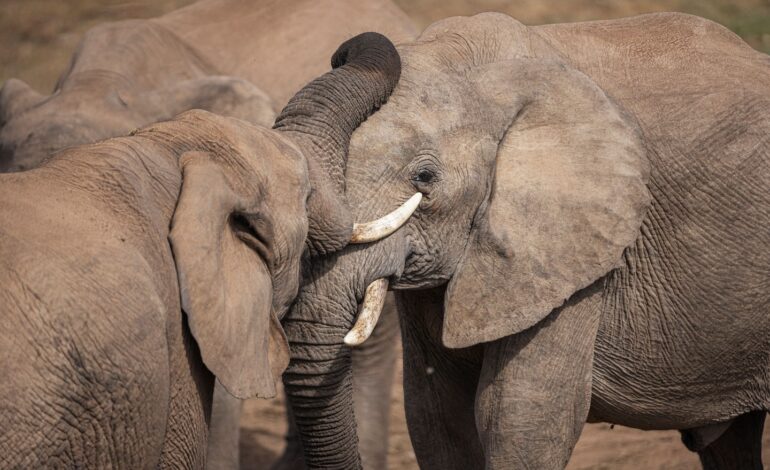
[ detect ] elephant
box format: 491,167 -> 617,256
0,32 -> 401,469
0,1 -> 415,467
0,0 -> 415,172
279,12 -> 770,470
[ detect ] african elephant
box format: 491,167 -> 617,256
0,1 -> 415,467
0,0 -> 415,172
0,32 -> 401,468
280,12 -> 770,470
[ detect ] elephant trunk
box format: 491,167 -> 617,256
281,282 -> 361,468
274,32 -> 401,256
282,239 -> 407,469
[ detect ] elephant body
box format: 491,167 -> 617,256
280,12 -> 770,470
534,13 -> 770,428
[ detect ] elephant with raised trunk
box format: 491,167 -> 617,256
0,32 -> 401,468
281,12 -> 770,470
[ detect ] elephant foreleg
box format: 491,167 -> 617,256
396,286 -> 485,470
270,405 -> 306,470
692,411 -> 766,470
160,313 -> 215,470
475,284 -> 603,470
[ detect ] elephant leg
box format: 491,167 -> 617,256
272,295 -> 399,470
475,284 -> 603,470
396,286 -> 485,470
270,403 -> 307,470
205,383 -> 243,470
693,411 -> 765,470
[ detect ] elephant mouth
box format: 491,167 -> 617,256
390,234 -> 453,291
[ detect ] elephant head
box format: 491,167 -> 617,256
282,13 -> 651,467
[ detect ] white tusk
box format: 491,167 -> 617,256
350,193 -> 422,244
344,278 -> 389,346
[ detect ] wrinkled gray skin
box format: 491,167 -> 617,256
283,12 -> 770,469
0,32 -> 402,469
0,1 -> 415,468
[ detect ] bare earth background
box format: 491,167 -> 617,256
2,1 -> 769,468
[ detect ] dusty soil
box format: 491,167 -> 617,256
2,1 -> 769,468
239,342 -> 770,470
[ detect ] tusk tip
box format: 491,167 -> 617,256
343,278 -> 389,347
343,331 -> 364,347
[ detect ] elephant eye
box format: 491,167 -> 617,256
410,157 -> 441,193
414,169 -> 435,183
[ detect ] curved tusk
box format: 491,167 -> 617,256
344,278 -> 389,346
350,193 -> 422,244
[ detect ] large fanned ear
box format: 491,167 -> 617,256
443,60 -> 650,348
170,151 -> 289,398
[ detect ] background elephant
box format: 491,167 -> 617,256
0,1 -> 415,468
0,33 -> 401,468
0,0 -> 415,172
279,12 -> 770,470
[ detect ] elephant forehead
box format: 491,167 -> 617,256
221,123 -> 310,197
350,74 -> 480,153
397,63 -> 476,111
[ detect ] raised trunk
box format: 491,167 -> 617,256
275,32 -> 401,469
274,32 -> 400,256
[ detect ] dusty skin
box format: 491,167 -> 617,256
2,1 -> 769,468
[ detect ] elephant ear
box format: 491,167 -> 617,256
169,151 -> 289,398
443,60 -> 650,348
0,78 -> 44,124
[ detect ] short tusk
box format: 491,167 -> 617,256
350,193 -> 422,244
344,278 -> 389,346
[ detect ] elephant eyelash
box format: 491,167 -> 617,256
230,212 -> 275,269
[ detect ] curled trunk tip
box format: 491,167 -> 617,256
274,32 -> 402,257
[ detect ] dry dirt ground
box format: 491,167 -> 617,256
2,1 -> 769,468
